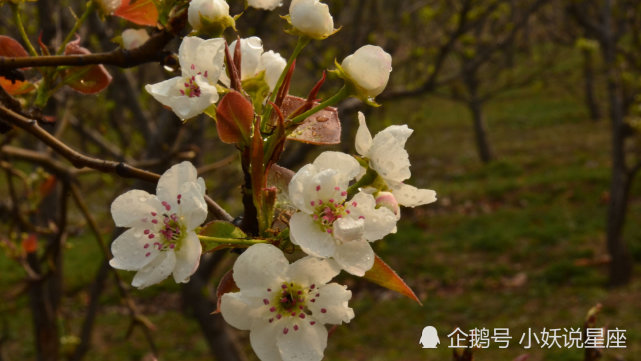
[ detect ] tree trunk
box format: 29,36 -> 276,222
463,66 -> 493,163
469,98 -> 493,163
601,0 -> 632,286
582,49 -> 601,121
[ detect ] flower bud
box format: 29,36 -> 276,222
340,45 -> 392,101
97,0 -> 122,15
375,191 -> 400,218
247,0 -> 282,10
289,0 -> 335,39
188,0 -> 234,35
121,29 -> 150,50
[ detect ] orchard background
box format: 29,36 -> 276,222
0,0 -> 640,360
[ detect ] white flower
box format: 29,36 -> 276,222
188,0 -> 232,32
97,0 -> 121,14
341,45 -> 392,100
109,161 -> 207,289
288,151 -> 397,276
355,112 -> 437,208
121,29 -> 150,50
145,36 -> 225,120
247,0 -> 282,10
223,37 -> 287,91
289,0 -> 335,40
261,50 -> 287,91
220,244 -> 354,361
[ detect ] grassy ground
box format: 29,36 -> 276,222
1,85 -> 640,361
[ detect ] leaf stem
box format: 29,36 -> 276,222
288,85 -> 349,126
347,167 -> 378,198
11,3 -> 38,56
198,235 -> 268,245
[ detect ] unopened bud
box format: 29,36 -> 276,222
375,192 -> 400,217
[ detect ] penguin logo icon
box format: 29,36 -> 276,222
419,326 -> 440,348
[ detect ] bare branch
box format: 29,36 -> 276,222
0,30 -> 173,71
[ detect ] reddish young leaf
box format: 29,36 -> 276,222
0,77 -> 35,95
0,35 -> 28,58
212,269 -> 239,314
63,38 -> 112,94
114,0 -> 158,26
22,234 -> 38,254
363,254 -> 422,305
215,90 -> 254,144
39,175 -> 57,198
266,164 -> 294,192
282,95 -> 341,145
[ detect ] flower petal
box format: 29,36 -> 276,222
348,192 -> 397,241
341,45 -> 392,98
389,181 -> 437,207
333,216 -> 365,243
248,0 -> 282,10
332,239 -> 374,276
354,112 -> 372,156
308,283 -> 354,325
179,37 -> 226,81
131,251 -> 176,288
233,244 -> 287,291
172,232 -> 202,283
288,163 -> 316,213
156,161 -> 199,203
250,321 -> 282,361
109,227 -> 160,271
286,257 -> 340,286
277,321 -> 327,361
289,212 -> 336,258
220,292 -> 257,330
312,151 -> 360,183
261,50 -> 286,91
145,77 -> 219,120
176,182 -> 208,230
369,125 -> 413,182
289,0 -> 334,39
230,37 -> 264,80
111,189 -> 162,228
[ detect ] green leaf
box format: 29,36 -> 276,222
363,254 -> 422,305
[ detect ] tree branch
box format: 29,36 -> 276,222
0,105 -> 233,221
0,30 -> 173,71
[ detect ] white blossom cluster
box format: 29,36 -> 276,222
109,1 -> 436,360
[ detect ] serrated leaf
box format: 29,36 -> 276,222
114,0 -> 158,26
363,254 -> 422,305
62,38 -> 112,94
199,220 -> 247,252
216,90 -> 254,144
282,95 -> 341,145
211,269 -> 239,314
